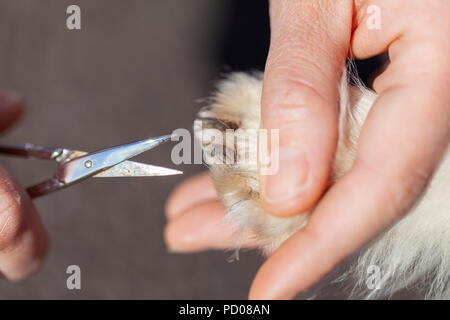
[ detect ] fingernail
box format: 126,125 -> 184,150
263,148 -> 309,204
0,91 -> 21,109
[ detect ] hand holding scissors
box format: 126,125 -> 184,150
0,91 -> 182,280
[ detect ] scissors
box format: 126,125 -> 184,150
0,135 -> 182,198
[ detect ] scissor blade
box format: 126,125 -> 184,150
103,134 -> 173,164
93,161 -> 182,177
57,134 -> 173,184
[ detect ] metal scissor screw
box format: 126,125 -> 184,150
84,160 -> 93,168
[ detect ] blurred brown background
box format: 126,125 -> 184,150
0,0 -> 407,300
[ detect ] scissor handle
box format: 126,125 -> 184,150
26,178 -> 66,198
0,144 -> 62,160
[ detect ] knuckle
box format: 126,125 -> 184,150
261,73 -> 334,130
267,45 -> 330,85
263,77 -> 315,109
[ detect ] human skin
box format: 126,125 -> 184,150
0,92 -> 48,280
165,0 -> 450,299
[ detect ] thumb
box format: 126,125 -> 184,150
260,0 -> 353,216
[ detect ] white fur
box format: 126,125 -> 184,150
195,71 -> 450,299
